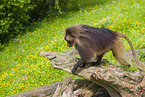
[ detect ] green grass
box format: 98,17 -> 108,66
1,0 -> 145,96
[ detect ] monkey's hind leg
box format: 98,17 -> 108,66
112,38 -> 130,67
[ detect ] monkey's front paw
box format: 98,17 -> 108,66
72,68 -> 76,75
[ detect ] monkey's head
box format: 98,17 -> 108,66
64,27 -> 77,47
64,24 -> 91,48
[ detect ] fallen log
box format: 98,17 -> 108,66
40,49 -> 145,97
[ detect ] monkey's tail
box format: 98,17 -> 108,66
118,32 -> 145,70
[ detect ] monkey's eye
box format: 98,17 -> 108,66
70,35 -> 75,38
67,41 -> 73,44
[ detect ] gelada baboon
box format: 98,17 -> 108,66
64,24 -> 145,74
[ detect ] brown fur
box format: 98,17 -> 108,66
64,24 -> 145,74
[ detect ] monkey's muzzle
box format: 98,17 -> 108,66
67,43 -> 73,47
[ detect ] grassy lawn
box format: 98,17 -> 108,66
1,0 -> 145,96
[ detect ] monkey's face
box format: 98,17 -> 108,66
64,35 -> 75,47
64,27 -> 76,47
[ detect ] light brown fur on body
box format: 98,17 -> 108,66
64,24 -> 145,74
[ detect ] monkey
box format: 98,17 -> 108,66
64,24 -> 145,74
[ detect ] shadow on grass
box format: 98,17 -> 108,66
25,0 -> 111,33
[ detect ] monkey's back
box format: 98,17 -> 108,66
80,25 -> 118,53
